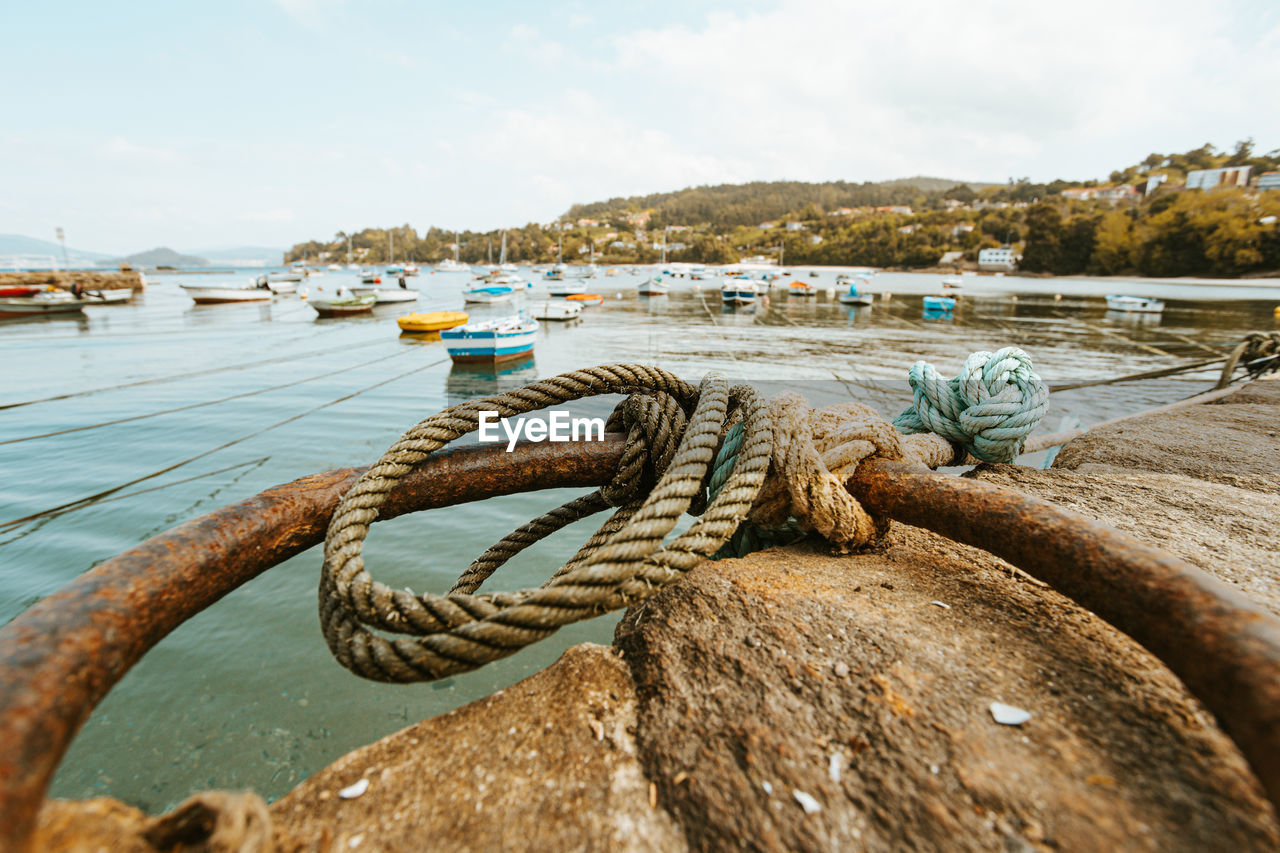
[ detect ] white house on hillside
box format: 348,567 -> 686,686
978,248 -> 1018,271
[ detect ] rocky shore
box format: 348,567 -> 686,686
33,380 -> 1280,852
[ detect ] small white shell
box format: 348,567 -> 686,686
990,701 -> 1032,726
793,789 -> 822,814
339,778 -> 370,799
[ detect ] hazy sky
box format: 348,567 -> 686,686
3,0 -> 1278,253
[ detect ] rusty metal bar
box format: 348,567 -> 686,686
3,437 -> 1280,849
0,437 -> 623,853
850,458 -> 1280,810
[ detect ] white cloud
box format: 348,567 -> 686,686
610,0 -> 1280,182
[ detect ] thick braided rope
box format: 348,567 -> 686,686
447,392 -> 689,597
1218,331 -> 1280,388
893,347 -> 1048,463
320,365 -> 772,683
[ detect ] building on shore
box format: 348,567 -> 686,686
1186,166 -> 1252,190
978,247 -> 1018,271
1257,171 -> 1280,192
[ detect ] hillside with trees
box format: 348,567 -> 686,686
286,141 -> 1280,277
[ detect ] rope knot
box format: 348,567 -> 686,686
893,346 -> 1048,463
745,393 -> 906,554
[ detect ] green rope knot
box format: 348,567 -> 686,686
893,347 -> 1049,463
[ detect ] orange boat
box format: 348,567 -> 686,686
566,293 -> 604,306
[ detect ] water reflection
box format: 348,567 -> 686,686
445,356 -> 538,405
1104,310 -> 1162,327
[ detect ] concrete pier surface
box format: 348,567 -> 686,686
32,379 -> 1280,852
0,270 -> 145,292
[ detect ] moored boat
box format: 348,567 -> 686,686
566,293 -> 604,307
464,285 -> 516,305
309,292 -> 377,317
923,295 -> 957,311
181,284 -> 273,304
942,277 -> 964,291
720,279 -> 759,304
436,258 -> 470,273
637,276 -> 669,296
837,277 -> 875,305
532,301 -> 582,321
788,280 -> 818,297
0,285 -> 44,298
0,290 -> 92,317
397,311 -> 469,332
547,278 -> 587,297
352,286 -> 419,304
1106,295 -> 1165,313
440,315 -> 539,363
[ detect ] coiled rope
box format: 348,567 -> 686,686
321,353 -> 1048,683
1217,331 -> 1280,388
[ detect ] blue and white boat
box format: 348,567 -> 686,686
720,278 -> 759,304
922,295 -> 956,311
837,277 -> 875,305
464,280 -> 516,304
441,315 -> 539,364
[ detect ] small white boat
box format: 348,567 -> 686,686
441,315 -> 539,363
359,270 -> 383,285
402,264 -> 420,276
0,290 -> 92,317
480,271 -> 527,288
720,279 -> 759,304
637,276 -> 669,296
351,286 -> 419,304
268,271 -> 304,284
533,301 -> 582,321
79,288 -> 134,304
436,258 -> 471,273
837,277 -> 875,305
941,277 -> 964,290
255,275 -> 297,295
543,262 -> 569,281
464,285 -> 515,305
310,291 -> 377,317
788,281 -> 818,297
547,278 -> 587,297
1106,295 -> 1164,313
181,284 -> 273,304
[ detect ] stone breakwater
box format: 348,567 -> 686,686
31,379 -> 1280,852
0,270 -> 145,292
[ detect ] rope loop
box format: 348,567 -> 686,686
320,365 -> 772,683
894,346 -> 1048,463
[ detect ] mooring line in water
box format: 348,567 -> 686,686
1048,356 -> 1228,392
0,457 -> 273,548
0,357 -> 450,534
0,333 -> 391,411
0,349 -> 413,446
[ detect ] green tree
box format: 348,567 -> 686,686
1019,203 -> 1064,273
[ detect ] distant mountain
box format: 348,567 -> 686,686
105,247 -> 210,268
878,176 -> 1001,192
0,233 -> 114,266
187,246 -> 285,266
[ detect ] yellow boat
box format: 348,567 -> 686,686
397,311 -> 469,332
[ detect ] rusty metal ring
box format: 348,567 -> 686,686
1,437 -> 1278,850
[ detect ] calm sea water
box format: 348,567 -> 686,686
2,266 -> 1278,812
